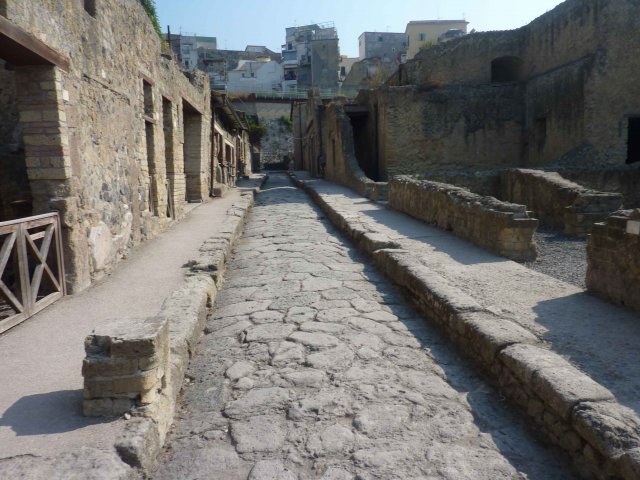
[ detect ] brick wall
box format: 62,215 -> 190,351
587,209 -> 640,312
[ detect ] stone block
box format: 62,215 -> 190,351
82,356 -> 139,377
87,317 -> 169,358
572,401 -> 640,459
83,397 -> 135,417
27,166 -> 71,180
532,367 -> 614,420
499,343 -> 569,387
455,311 -> 539,367
84,368 -> 160,398
19,110 -> 43,122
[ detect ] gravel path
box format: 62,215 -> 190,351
153,174 -> 576,480
523,227 -> 587,289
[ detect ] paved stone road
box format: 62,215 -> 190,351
153,174 -> 576,480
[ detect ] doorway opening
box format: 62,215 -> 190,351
626,117 -> 640,164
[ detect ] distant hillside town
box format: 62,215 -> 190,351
164,19 -> 468,98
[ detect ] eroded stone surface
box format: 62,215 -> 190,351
154,174 -> 577,479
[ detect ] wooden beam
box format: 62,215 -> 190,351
0,15 -> 70,71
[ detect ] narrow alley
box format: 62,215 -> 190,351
153,174 -> 576,480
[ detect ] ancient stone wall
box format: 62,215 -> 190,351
388,176 -> 538,261
323,102 -> 387,201
587,209 -> 640,313
381,0 -> 640,176
354,83 -> 524,181
293,93 -> 387,201
0,0 -> 213,291
502,169 -> 623,235
562,167 -> 640,209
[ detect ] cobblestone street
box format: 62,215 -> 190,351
153,174 -> 576,480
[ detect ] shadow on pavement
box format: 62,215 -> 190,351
533,292 -> 640,416
0,390 -> 113,436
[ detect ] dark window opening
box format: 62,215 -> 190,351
491,56 -> 523,83
142,80 -> 153,117
627,117 -> 640,164
162,97 -> 174,218
84,0 -> 97,17
534,117 -> 547,153
144,121 -> 158,216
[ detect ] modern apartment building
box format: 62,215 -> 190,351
405,20 -> 469,59
358,32 -> 407,61
282,23 -> 340,91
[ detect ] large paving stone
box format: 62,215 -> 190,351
306,344 -> 355,372
224,387 -> 291,419
288,331 -> 342,350
244,324 -> 297,343
248,460 -> 296,480
230,415 -> 286,453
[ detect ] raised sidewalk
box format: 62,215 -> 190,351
0,176 -> 264,478
292,171 -> 640,479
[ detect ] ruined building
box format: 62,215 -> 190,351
0,0 -> 250,310
296,0 -> 640,201
294,0 -> 640,311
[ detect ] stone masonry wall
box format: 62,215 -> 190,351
562,167 -> 640,209
502,169 -> 623,235
320,100 -> 387,201
1,0 -> 212,291
393,0 -> 640,170
587,209 -> 640,313
356,85 -> 524,180
389,176 -> 538,261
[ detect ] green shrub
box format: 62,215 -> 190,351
138,0 -> 162,38
278,115 -> 293,131
247,116 -> 267,144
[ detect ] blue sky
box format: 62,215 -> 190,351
155,0 -> 565,57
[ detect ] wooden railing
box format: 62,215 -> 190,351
0,213 -> 65,334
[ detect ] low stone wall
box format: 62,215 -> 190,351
502,169 -> 623,236
292,174 -> 640,480
81,179 -> 265,473
562,167 -> 640,209
422,169 -> 502,198
389,176 -> 538,261
587,209 -> 640,313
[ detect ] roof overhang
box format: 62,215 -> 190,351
212,91 -> 248,131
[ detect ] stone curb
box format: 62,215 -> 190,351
291,173 -> 640,480
112,176 -> 267,475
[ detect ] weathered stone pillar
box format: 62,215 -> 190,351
14,65 -> 90,292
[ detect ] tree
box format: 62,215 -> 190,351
138,0 -> 162,38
